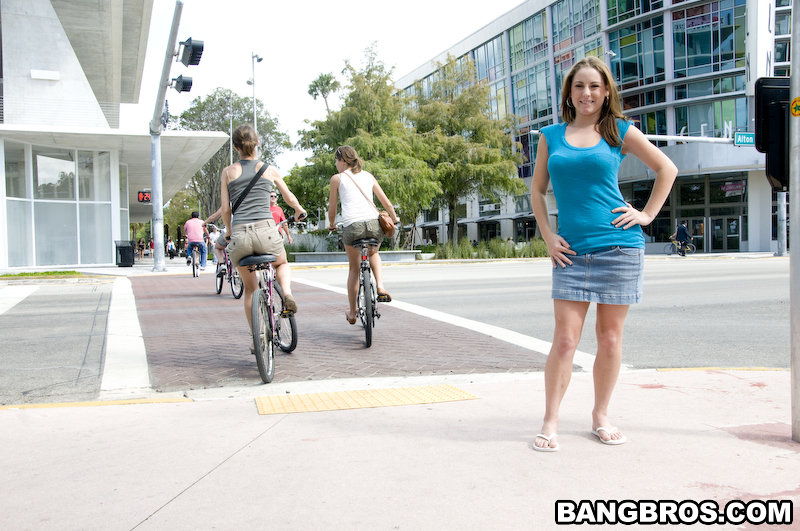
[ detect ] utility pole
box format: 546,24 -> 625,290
149,1 -> 184,272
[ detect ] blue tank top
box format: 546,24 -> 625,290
542,119 -> 644,255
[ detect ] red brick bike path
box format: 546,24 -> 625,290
129,273 -> 547,392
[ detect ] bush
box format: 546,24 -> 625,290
433,238 -> 549,259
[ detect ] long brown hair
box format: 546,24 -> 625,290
560,56 -> 626,147
232,124 -> 258,158
335,145 -> 363,173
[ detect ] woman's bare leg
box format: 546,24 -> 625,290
344,244 -> 361,321
533,299 -> 590,450
591,303 -> 630,442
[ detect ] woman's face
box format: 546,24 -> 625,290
570,67 -> 609,119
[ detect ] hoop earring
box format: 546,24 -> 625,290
566,98 -> 574,108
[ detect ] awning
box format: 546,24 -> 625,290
418,221 -> 442,228
0,124 -> 229,222
512,211 -> 535,219
456,217 -> 481,224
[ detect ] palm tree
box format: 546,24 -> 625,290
307,73 -> 341,115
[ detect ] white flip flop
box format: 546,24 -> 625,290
591,427 -> 627,445
532,433 -> 559,452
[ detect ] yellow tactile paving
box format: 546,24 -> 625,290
255,384 -> 479,415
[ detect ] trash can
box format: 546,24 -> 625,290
115,240 -> 135,267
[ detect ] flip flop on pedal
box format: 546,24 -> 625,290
345,312 -> 356,325
377,289 -> 392,302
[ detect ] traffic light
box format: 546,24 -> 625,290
179,38 -> 204,67
754,77 -> 790,191
172,75 -> 192,93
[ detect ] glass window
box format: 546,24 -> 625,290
776,41 -> 790,63
680,181 -> 705,204
776,0 -> 792,6
776,13 -> 791,35
78,151 -> 111,201
119,163 -> 128,206
33,147 -> 75,200
6,200 -> 33,266
80,203 -> 112,264
474,35 -> 505,82
673,1 -> 746,77
509,12 -> 548,72
34,201 -> 78,266
709,177 -> 746,203
5,141 -> 27,199
609,16 -> 665,89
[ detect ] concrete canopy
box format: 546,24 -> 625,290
50,0 -> 154,106
0,124 -> 228,222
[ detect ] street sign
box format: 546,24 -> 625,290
138,190 -> 151,203
734,132 -> 756,147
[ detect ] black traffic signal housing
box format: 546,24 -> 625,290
179,38 -> 204,67
171,75 -> 192,93
755,77 -> 790,191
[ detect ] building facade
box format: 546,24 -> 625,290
0,0 -> 227,268
397,0 -> 790,253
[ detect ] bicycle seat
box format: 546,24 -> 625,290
352,238 -> 380,247
239,254 -> 277,270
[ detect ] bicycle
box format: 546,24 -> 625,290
208,225 -> 244,299
352,237 -> 381,348
239,215 -> 301,383
664,239 -> 696,255
191,246 -> 200,277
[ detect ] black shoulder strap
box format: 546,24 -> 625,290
232,162 -> 268,215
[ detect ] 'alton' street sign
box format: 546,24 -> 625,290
734,132 -> 756,147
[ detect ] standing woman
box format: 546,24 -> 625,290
530,56 -> 677,451
221,125 -> 306,345
326,146 -> 398,325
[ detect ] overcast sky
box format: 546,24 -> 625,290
119,0 -> 525,173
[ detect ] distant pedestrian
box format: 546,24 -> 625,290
530,56 -> 677,451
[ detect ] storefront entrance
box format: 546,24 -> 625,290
711,217 -> 740,252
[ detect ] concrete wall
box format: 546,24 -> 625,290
1,0 -> 109,127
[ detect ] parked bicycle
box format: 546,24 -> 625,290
239,215 -> 300,383
352,237 -> 381,348
664,239 -> 696,255
208,224 -> 244,299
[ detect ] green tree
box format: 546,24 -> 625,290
410,56 -> 526,242
307,72 -> 341,116
292,45 -> 440,246
175,88 -> 291,223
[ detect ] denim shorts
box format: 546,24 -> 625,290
342,219 -> 382,247
552,247 -> 644,305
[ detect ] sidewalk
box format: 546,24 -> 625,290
1,369 -> 797,530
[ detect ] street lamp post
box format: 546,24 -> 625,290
247,52 -> 263,141
225,96 -> 233,165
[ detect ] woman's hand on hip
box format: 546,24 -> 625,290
545,234 -> 576,268
612,203 -> 653,229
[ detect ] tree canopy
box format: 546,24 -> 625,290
307,73 -> 341,115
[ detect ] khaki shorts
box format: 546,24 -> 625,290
227,219 -> 285,267
342,219 -> 383,247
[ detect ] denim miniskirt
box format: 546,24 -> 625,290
551,246 -> 644,305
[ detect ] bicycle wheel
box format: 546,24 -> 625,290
685,243 -> 697,254
192,249 -> 199,277
230,269 -> 244,299
274,283 -> 297,353
664,243 -> 675,255
251,289 -> 274,383
215,265 -> 224,294
358,267 -> 373,348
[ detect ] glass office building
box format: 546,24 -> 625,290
397,0 -> 790,253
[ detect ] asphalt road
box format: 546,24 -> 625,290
294,256 -> 791,369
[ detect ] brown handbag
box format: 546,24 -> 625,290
342,171 -> 396,238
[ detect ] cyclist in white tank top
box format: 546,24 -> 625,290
327,145 -> 399,325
